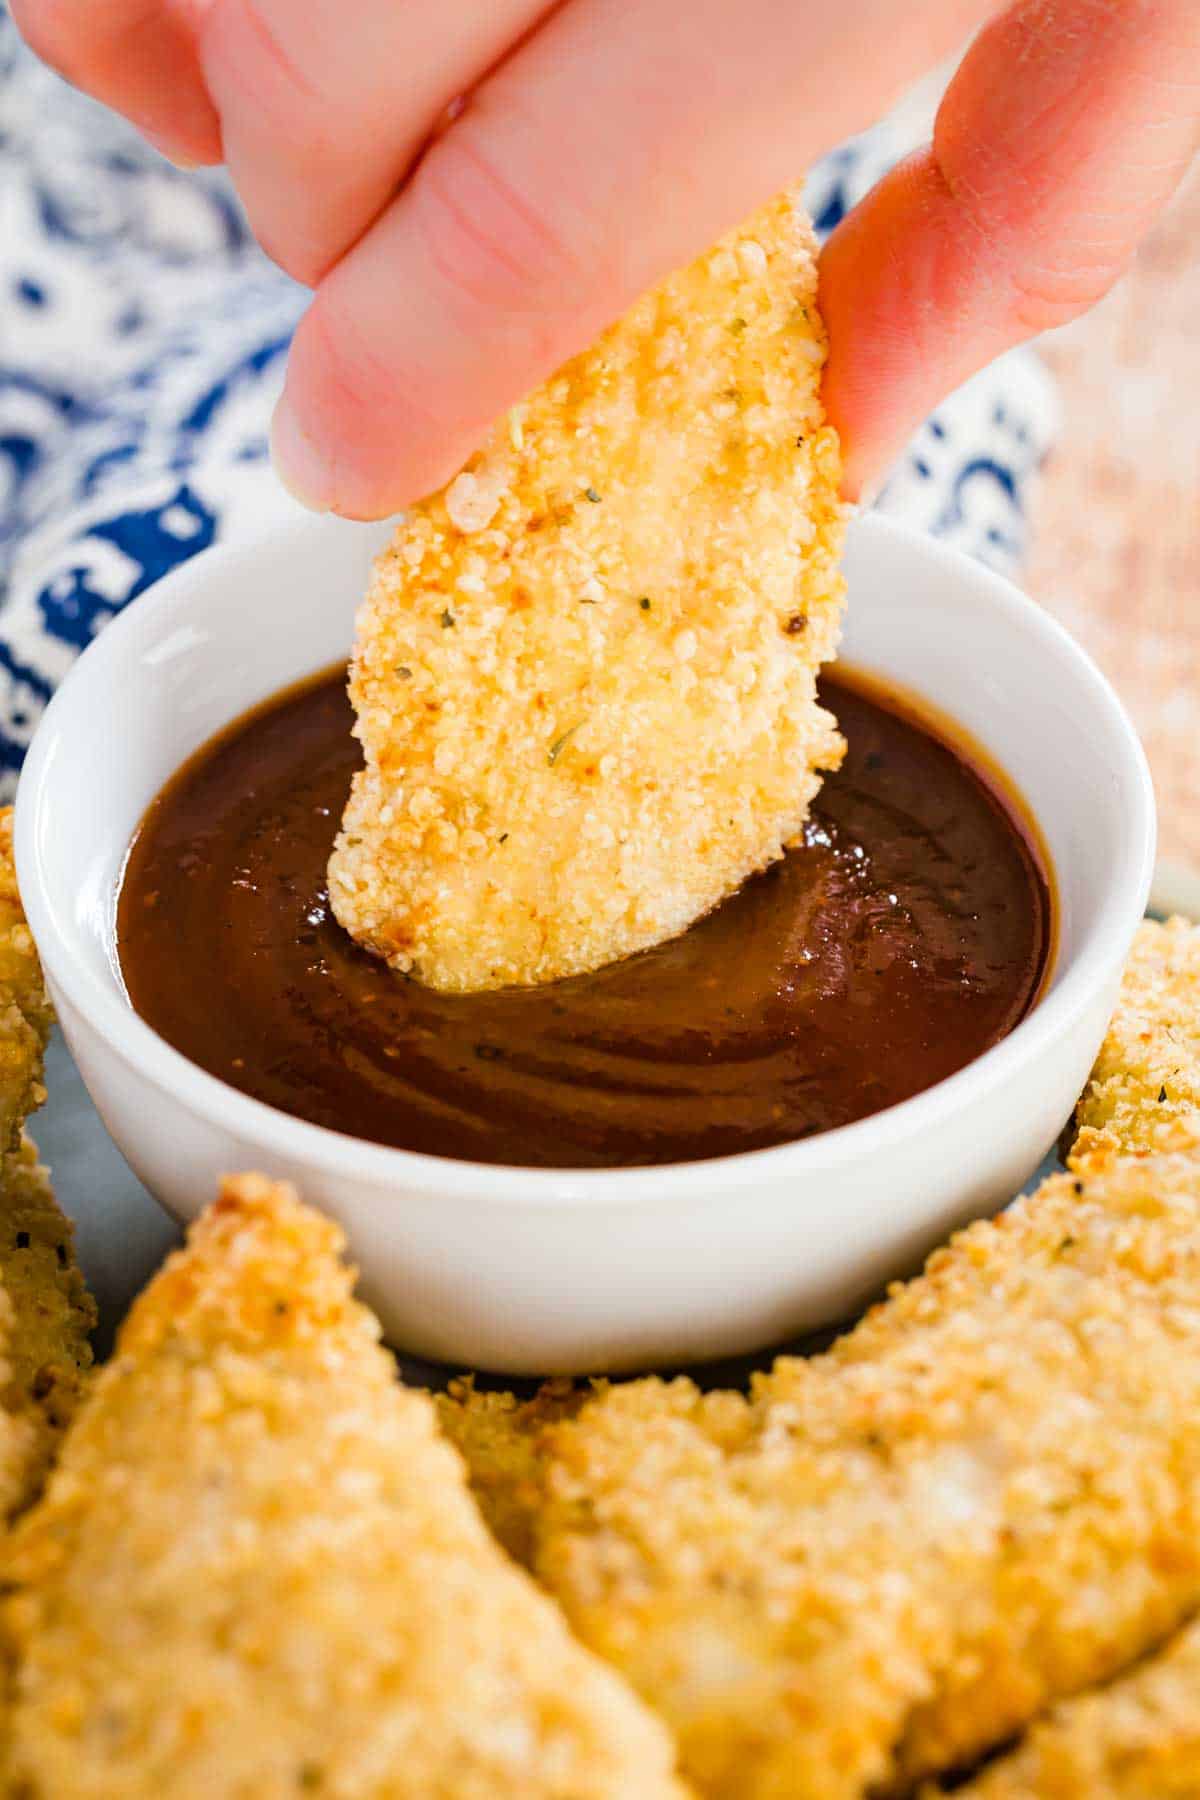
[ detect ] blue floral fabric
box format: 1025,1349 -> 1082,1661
0,6 -> 1058,798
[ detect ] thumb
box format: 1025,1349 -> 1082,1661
820,0 -> 1200,499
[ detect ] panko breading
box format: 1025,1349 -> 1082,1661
1072,916 -> 1200,1167
913,925 -> 1200,1797
933,1616 -> 1200,1798
0,1175 -> 689,1800
0,1133 -> 95,1518
443,1151 -> 1200,1799
0,806 -> 95,1518
330,187 -> 846,992
0,808 -> 53,1153
433,1377 -> 588,1565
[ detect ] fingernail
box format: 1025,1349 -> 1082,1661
270,401 -> 334,514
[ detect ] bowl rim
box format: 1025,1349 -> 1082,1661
15,511 -> 1156,1208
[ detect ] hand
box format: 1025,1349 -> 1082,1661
15,0 -> 1200,515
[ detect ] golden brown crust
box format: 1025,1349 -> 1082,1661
432,1378 -> 588,1566
330,187 -> 846,992
907,928 -> 1200,1797
0,1134 -> 95,1519
0,811 -> 94,1521
0,1283 -> 37,1534
445,1152 -> 1200,1798
932,1616 -> 1200,1798
1071,916 -> 1200,1168
0,808 -> 53,1155
437,916 -> 1200,1795
1,1176 -> 689,1799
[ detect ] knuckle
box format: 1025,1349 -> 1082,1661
202,0 -> 320,115
931,129 -> 1129,341
933,147 -> 1126,341
413,127 -> 593,328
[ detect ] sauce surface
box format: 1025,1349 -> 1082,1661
118,668 -> 1052,1169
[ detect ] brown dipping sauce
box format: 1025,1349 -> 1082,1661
118,667 -> 1051,1169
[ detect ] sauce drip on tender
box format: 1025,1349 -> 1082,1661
117,667 -> 1052,1169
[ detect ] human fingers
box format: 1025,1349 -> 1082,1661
10,0 -> 220,164
198,0 -> 557,286
820,0 -> 1200,498
272,0 -> 994,517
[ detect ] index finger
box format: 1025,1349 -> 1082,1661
12,0 -> 221,163
272,0 -> 993,516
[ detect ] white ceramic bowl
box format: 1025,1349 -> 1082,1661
15,513 -> 1154,1373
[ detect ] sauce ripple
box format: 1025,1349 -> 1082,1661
117,668 -> 1052,1168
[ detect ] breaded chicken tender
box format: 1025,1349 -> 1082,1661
444,1150 -> 1200,1799
1072,916 -> 1200,1166
932,1615 -> 1200,1798
0,1133 -> 95,1517
0,1175 -> 689,1799
330,187 -> 846,992
433,1377 -> 588,1565
0,808 -> 53,1153
0,807 -> 96,1518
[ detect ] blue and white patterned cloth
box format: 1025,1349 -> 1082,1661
0,8 -> 1059,799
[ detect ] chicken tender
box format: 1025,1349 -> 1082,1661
0,808 -> 95,1518
0,1133 -> 95,1517
0,808 -> 53,1154
932,1616 -> 1200,1798
1072,916 -> 1200,1167
433,1377 -> 588,1565
330,187 -> 846,992
443,1151 -> 1200,1799
907,924 -> 1200,1796
0,1175 -> 689,1799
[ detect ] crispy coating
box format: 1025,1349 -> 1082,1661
444,1152 -> 1200,1798
912,921 -> 1200,1796
0,1133 -> 95,1519
933,1617 -> 1200,1798
1072,916 -> 1200,1167
0,810 -> 95,1519
0,808 -> 53,1154
0,1279 -> 37,1531
442,914 -> 1200,1795
433,1378 -> 588,1565
330,187 -> 846,991
0,1175 -> 689,1799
